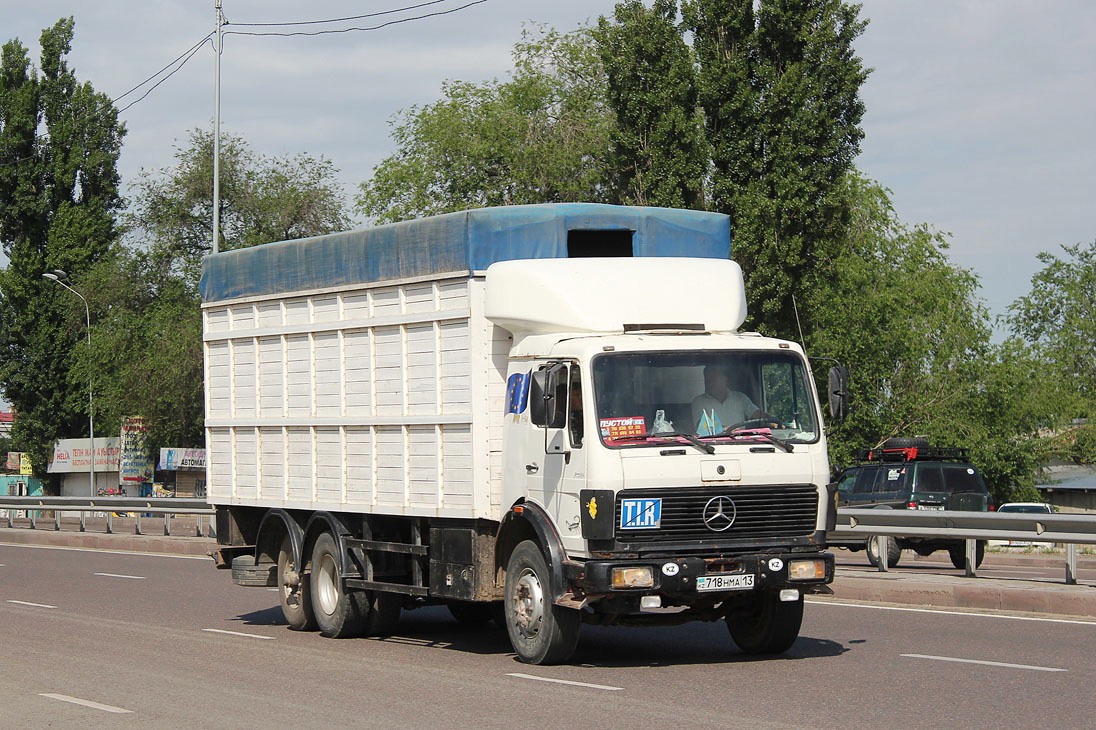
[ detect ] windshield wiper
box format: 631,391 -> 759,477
703,427 -> 794,453
646,431 -> 715,455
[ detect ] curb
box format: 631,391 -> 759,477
0,527 -> 215,558
825,571 -> 1096,619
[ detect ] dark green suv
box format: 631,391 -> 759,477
831,439 -> 993,568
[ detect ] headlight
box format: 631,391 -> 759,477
787,559 -> 826,580
611,566 -> 655,589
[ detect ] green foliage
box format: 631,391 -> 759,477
684,0 -> 869,336
356,26 -> 616,223
126,128 -> 351,281
0,18 -> 123,474
807,174 -> 990,464
1007,240 -> 1096,405
65,246 -> 204,455
595,1 -> 708,208
106,129 -> 352,450
1070,424 -> 1096,466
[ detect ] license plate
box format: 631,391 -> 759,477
917,505 -> 945,510
696,573 -> 755,592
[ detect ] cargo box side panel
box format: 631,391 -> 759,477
205,274 -> 492,518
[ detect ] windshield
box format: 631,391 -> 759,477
592,350 -> 820,447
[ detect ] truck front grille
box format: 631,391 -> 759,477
614,485 -> 818,544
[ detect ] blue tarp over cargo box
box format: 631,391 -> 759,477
200,203 -> 731,303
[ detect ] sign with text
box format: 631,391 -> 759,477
49,437 -> 122,473
119,416 -> 152,484
158,448 -> 207,471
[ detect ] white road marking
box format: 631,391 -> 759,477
901,653 -> 1066,673
93,572 -> 146,580
202,628 -> 275,640
807,599 -> 1096,626
507,673 -> 623,691
40,693 -> 133,714
7,600 -> 56,609
379,636 -> 453,648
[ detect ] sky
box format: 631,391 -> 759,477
3,0 -> 1094,326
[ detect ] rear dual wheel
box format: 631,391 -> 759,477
310,531 -> 401,638
277,535 -> 315,631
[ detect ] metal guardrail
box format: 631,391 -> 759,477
0,496 -> 215,538
830,508 -> 1096,584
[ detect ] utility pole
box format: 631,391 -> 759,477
213,0 -> 225,254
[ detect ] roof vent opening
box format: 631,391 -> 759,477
567,229 -> 634,258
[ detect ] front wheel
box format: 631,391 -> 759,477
310,531 -> 369,638
504,541 -> 581,665
948,540 -> 986,570
866,535 -> 902,568
726,591 -> 804,654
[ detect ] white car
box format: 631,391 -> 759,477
990,502 -> 1056,547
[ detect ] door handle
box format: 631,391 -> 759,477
526,463 -> 539,474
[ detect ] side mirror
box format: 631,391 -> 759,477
828,366 -> 848,423
530,364 -> 567,430
530,370 -> 548,425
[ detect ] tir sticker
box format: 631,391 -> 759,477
600,416 -> 648,440
620,498 -> 661,529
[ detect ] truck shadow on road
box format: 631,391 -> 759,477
231,604 -> 848,666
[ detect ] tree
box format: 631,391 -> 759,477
595,1 -> 708,208
356,26 -> 616,223
0,18 -> 124,476
97,129 -> 352,452
805,174 -> 1061,502
127,128 -> 351,280
1007,240 -> 1096,406
684,0 -> 869,336
806,177 -> 981,458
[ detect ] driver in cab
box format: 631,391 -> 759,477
691,365 -> 767,435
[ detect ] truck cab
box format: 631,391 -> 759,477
487,257 -> 836,661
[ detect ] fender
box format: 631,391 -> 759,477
303,511 -> 357,576
256,509 -> 305,567
498,500 -> 581,603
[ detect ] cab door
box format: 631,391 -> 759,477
525,362 -> 588,553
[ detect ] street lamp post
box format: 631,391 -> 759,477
42,270 -> 95,511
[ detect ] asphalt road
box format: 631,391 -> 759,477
2,542 -> 1095,729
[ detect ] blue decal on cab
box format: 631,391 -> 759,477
506,372 -> 531,415
620,498 -> 662,529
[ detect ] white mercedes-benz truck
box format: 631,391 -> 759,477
204,203 -> 842,664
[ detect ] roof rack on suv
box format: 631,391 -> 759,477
855,445 -> 970,463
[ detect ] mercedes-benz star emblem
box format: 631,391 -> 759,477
702,496 -> 736,532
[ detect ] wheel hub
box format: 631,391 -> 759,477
315,554 -> 339,615
513,568 -> 545,639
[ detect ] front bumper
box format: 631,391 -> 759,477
577,551 -> 834,600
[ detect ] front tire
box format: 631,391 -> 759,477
504,541 -> 580,665
310,531 -> 369,638
277,534 -> 315,631
948,540 -> 986,570
726,591 -> 804,654
866,535 -> 902,568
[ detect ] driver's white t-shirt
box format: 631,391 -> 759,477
690,391 -> 759,434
